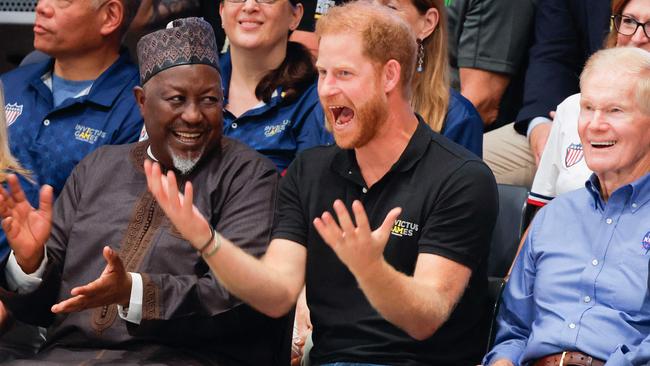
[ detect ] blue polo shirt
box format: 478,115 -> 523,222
220,53 -> 333,172
442,89 -> 483,158
485,173 -> 650,365
0,50 -> 143,260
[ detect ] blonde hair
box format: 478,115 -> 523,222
0,82 -> 30,183
315,1 -> 417,99
581,47 -> 650,115
410,0 -> 449,133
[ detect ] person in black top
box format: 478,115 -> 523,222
145,2 -> 498,365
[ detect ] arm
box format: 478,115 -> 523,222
605,337 -> 650,366
109,97 -> 144,145
314,161 -> 498,340
443,91 -> 484,158
130,0 -> 200,31
454,0 -> 534,125
459,68 -> 510,126
144,160 -> 306,319
515,0 -> 588,133
483,224 -> 539,365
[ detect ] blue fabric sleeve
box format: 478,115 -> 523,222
483,212 -> 542,365
443,90 -> 483,158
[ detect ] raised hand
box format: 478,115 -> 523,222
0,174 -> 53,273
143,160 -> 212,249
51,246 -> 132,313
313,200 -> 401,277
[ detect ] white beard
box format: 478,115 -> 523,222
171,150 -> 202,175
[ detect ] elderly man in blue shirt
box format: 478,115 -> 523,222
484,46 -> 650,366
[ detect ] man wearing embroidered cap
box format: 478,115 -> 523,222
0,17 -> 287,365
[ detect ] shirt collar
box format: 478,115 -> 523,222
219,51 -> 284,111
585,172 -> 650,211
331,114 -> 432,184
29,49 -> 138,109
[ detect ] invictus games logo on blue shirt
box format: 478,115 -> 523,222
264,119 -> 291,138
642,231 -> 650,254
75,124 -> 107,144
391,219 -> 419,237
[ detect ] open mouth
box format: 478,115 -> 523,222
329,105 -> 355,126
173,130 -> 204,145
590,140 -> 616,149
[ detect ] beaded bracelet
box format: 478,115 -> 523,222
197,229 -> 215,255
203,231 -> 222,258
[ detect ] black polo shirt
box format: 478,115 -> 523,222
272,117 -> 498,366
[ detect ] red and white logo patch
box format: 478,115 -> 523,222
565,143 -> 584,168
4,103 -> 23,127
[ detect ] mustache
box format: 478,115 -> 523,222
168,120 -> 212,131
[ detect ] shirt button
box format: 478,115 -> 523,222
592,259 -> 599,266
348,170 -> 352,175
43,119 -> 50,126
606,218 -> 613,224
231,122 -> 238,129
584,296 -> 591,303
569,323 -> 576,329
632,203 -> 638,208
362,187 -> 367,193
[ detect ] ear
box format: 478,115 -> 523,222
382,59 -> 402,94
417,7 -> 439,40
289,3 -> 304,31
133,86 -> 146,115
99,0 -> 124,37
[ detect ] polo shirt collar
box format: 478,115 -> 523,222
219,51 -> 284,112
586,172 -> 650,211
331,113 -> 432,184
29,49 -> 137,109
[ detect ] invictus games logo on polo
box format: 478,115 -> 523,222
264,120 -> 291,138
391,219 -> 419,237
75,124 -> 107,144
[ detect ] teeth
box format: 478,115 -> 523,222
329,106 -> 344,122
175,131 -> 201,139
591,141 -> 616,147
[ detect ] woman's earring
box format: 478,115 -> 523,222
416,39 -> 424,73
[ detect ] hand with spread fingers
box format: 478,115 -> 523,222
143,160 -> 213,250
51,246 -> 132,313
313,199 -> 401,277
0,174 -> 53,274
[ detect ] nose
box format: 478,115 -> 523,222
588,110 -> 610,131
241,0 -> 260,12
35,0 -> 54,17
181,101 -> 203,124
318,72 -> 340,99
630,24 -> 650,46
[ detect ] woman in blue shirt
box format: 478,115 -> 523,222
379,0 -> 483,157
219,0 -> 333,172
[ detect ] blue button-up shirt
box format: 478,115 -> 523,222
220,52 -> 333,172
0,51 -> 143,260
485,173 -> 650,366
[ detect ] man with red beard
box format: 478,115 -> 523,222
145,2 -> 498,365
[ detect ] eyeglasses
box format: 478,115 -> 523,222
611,14 -> 650,38
223,0 -> 282,4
